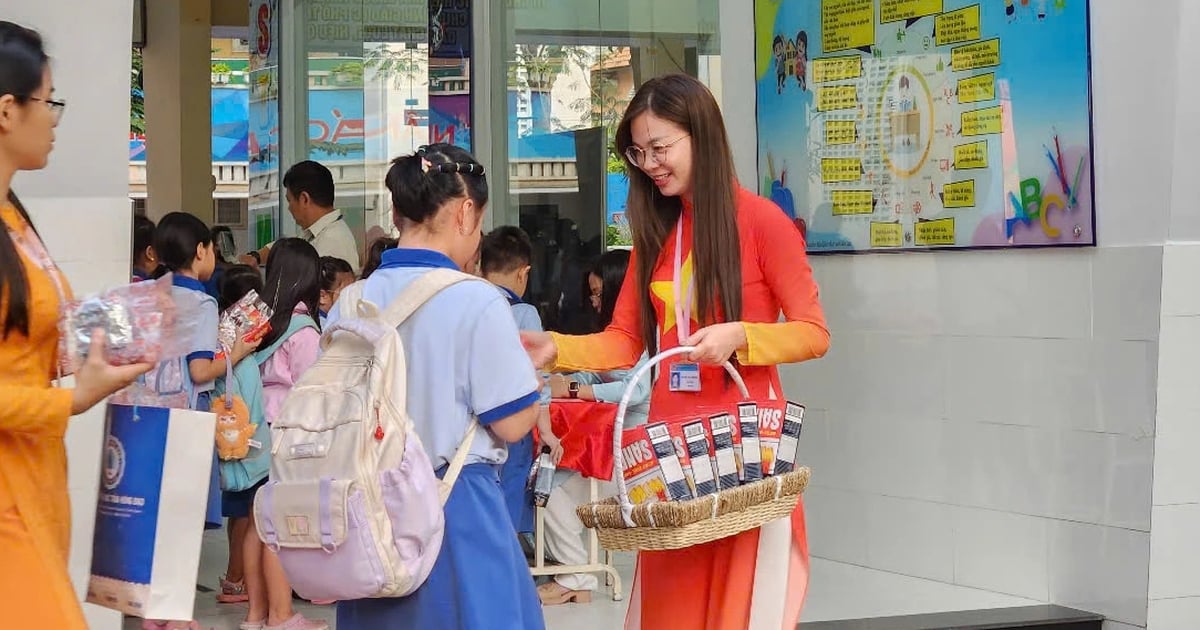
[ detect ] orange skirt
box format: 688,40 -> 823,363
625,499 -> 809,630
0,505 -> 87,630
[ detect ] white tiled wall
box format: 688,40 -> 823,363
1,2 -> 134,630
714,0 -> 1188,627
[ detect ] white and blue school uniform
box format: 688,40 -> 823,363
169,274 -> 224,529
332,248 -> 545,630
495,284 -> 543,536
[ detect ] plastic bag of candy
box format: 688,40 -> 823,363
61,274 -> 194,369
218,289 -> 273,350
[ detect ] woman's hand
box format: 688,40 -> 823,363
521,331 -> 558,370
684,322 -> 748,365
71,329 -> 154,415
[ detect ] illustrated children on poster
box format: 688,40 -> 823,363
773,35 -> 787,94
795,31 -> 807,91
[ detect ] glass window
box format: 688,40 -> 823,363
275,0 -> 474,262
499,0 -> 720,333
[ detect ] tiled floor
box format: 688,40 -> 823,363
120,530 -> 633,630
120,532 -> 1041,629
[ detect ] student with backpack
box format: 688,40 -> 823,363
145,213 -> 260,630
227,239 -> 328,630
314,144 -> 543,629
215,264 -> 268,606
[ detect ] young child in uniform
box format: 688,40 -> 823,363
144,212 -> 260,630
480,225 -> 544,544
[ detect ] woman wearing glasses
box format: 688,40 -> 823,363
0,22 -> 151,629
522,73 -> 829,629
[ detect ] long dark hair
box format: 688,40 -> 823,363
0,22 -> 49,339
361,236 -> 398,279
258,238 -> 320,348
614,74 -> 742,355
592,249 -> 631,330
153,212 -> 212,275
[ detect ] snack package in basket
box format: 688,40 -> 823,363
773,402 -> 806,474
217,289 -> 273,353
61,274 -> 188,370
755,400 -> 787,476
737,402 -> 763,482
646,422 -> 693,501
707,412 -> 742,491
621,426 -> 670,506
682,419 -> 719,496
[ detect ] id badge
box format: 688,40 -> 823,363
668,362 -> 702,392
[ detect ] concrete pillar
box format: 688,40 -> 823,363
142,0 -> 214,222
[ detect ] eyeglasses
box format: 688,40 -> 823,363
623,134 -> 689,168
29,97 -> 66,123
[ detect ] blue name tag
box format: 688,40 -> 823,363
668,362 -> 702,392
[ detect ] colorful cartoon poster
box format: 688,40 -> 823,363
755,0 -> 1095,252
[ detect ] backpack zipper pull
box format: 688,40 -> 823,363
373,401 -> 385,441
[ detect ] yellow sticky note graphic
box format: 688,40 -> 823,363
822,0 -> 875,53
954,141 -> 988,169
957,72 -> 995,104
936,4 -> 981,46
870,222 -> 903,248
942,180 -> 976,208
880,0 -> 943,24
811,56 -> 863,83
826,120 -> 859,145
951,38 -> 1000,71
915,217 -> 956,245
961,106 -> 1002,136
831,190 -> 874,215
817,85 -> 860,112
821,158 -> 863,183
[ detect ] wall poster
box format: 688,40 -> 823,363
755,0 -> 1095,252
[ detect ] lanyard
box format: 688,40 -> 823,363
5,220 -> 70,382
6,221 -> 68,309
673,217 -> 694,344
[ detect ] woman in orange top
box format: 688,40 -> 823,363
522,73 -> 829,629
0,22 -> 153,629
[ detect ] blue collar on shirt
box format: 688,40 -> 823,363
378,248 -> 459,271
172,274 -> 208,293
498,285 -> 522,305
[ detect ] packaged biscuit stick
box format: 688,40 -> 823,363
646,423 -> 694,501
665,421 -> 697,497
620,426 -> 670,505
708,412 -> 741,491
774,402 -> 805,474
683,419 -> 719,496
756,400 -> 786,476
737,402 -> 762,482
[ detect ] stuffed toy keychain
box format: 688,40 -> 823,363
214,344 -> 255,461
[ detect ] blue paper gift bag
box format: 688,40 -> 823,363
86,403 -> 216,620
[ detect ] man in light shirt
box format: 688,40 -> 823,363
241,160 -> 361,274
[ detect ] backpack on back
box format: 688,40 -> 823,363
252,268 -> 478,601
214,314 -> 318,492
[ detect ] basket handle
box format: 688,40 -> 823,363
612,346 -> 750,527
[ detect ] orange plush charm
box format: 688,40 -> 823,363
214,394 -> 255,460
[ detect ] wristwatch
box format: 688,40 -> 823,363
568,381 -> 580,399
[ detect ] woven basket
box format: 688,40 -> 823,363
575,346 -> 810,551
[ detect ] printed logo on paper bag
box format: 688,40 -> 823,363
91,405 -> 171,587
102,436 -> 126,490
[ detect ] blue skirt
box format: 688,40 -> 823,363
337,464 -> 544,630
499,434 -> 535,534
